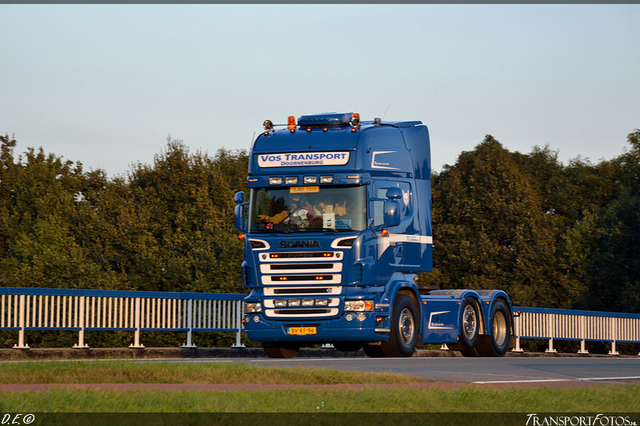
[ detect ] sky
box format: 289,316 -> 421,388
1,5 -> 639,177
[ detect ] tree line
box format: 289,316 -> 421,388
423,130 -> 640,315
1,130 -> 639,317
0,136 -> 249,298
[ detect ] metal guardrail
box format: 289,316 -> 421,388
512,306 -> 640,355
2,288 -> 639,355
0,287 -> 246,349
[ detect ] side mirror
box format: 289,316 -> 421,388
385,187 -> 402,200
234,192 -> 247,231
383,200 -> 400,227
383,187 -> 402,227
235,204 -> 247,231
234,191 -> 244,204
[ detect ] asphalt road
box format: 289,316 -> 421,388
230,356 -> 640,385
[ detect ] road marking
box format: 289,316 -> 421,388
474,376 -> 640,384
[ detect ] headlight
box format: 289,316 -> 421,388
274,300 -> 287,307
301,299 -> 314,307
288,299 -> 300,307
315,299 -> 328,306
344,301 -> 373,312
244,303 -> 262,313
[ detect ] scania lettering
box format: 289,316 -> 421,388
235,112 -> 516,358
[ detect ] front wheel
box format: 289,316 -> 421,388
380,294 -> 419,357
262,343 -> 300,358
476,299 -> 511,357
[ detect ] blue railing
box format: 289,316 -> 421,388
2,287 -> 639,355
1,287 -> 246,349
512,306 -> 640,355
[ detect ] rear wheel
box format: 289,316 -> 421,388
333,342 -> 364,352
262,343 -> 300,358
380,294 -> 419,357
449,297 -> 480,357
476,299 -> 511,357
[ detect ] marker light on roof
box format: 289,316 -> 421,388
304,176 -> 317,184
269,177 -> 283,185
320,176 -> 333,184
350,113 -> 360,126
263,120 -> 274,131
285,177 -> 298,185
288,116 -> 296,133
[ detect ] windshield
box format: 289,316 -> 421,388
248,185 -> 367,233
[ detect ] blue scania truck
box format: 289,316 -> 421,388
234,112 -> 515,358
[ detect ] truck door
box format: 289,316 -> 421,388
371,181 -> 420,270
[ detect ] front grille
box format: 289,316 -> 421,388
270,252 -> 333,259
271,275 -> 333,282
274,288 -> 333,294
275,309 -> 330,315
260,250 -> 343,317
270,263 -> 333,270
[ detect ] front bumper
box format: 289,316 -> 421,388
243,311 -> 389,343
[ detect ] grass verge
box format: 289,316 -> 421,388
0,361 -> 639,413
0,360 -> 419,385
1,386 -> 640,412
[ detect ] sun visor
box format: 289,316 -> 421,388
298,112 -> 353,127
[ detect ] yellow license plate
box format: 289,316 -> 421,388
288,327 -> 317,335
291,186 -> 319,193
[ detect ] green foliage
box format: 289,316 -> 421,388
562,130 -> 640,313
0,135 -> 248,298
426,136 -> 576,307
424,131 -> 640,311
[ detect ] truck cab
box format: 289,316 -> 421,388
235,112 -> 513,358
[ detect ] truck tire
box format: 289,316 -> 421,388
262,343 -> 300,358
333,342 -> 364,352
381,294 -> 419,357
449,297 -> 480,356
476,299 -> 511,357
363,344 -> 385,358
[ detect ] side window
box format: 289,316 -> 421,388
373,187 -> 387,227
372,182 -> 412,227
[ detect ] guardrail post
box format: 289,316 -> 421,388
578,315 -> 588,354
13,295 -> 29,349
513,336 -> 523,352
608,317 -> 619,355
74,296 -> 89,348
130,298 -> 144,349
545,314 -> 557,353
511,313 -> 523,352
231,301 -> 245,348
182,299 -> 196,348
